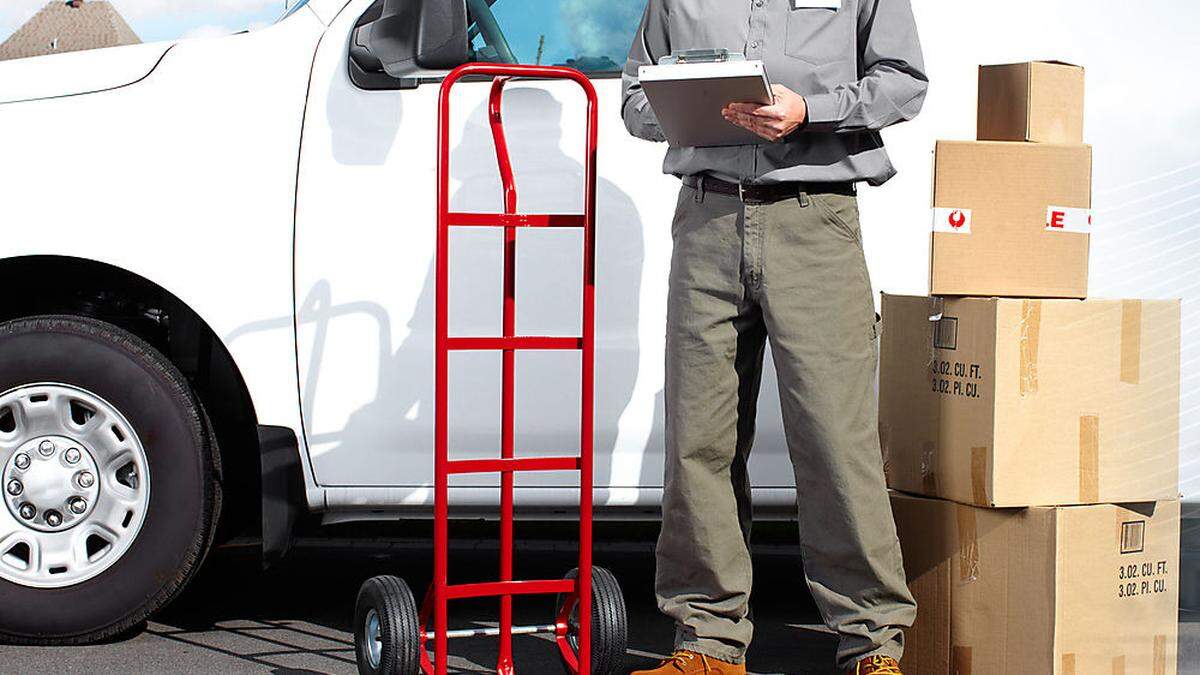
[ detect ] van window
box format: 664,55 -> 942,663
277,0 -> 312,21
467,0 -> 643,75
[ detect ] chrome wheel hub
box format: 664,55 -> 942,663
4,435 -> 101,532
0,384 -> 150,588
365,608 -> 383,668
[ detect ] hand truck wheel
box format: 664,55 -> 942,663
555,566 -> 628,675
354,575 -> 422,675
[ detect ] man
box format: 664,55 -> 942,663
621,1 -> 927,674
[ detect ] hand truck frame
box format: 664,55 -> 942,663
353,62 -> 627,675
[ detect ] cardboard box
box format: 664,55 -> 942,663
930,140 -> 1092,298
977,61 -> 1085,144
892,493 -> 1180,675
879,294 -> 1180,507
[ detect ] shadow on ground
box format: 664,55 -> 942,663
152,522 -> 836,674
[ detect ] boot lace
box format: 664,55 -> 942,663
855,655 -> 902,675
666,651 -> 712,672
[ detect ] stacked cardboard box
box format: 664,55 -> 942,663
881,62 -> 1183,674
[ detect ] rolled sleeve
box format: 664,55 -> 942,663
621,0 -> 670,143
802,0 -> 928,134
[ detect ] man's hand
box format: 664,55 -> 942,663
722,84 -> 808,142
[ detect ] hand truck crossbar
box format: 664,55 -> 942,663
423,624 -> 560,641
446,456 -> 581,475
443,579 -> 576,601
444,212 -> 587,228
445,336 -> 583,351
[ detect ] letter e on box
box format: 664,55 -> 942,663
1046,206 -> 1093,233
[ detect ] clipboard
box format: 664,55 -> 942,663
639,54 -> 773,148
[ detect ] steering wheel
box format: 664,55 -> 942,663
466,0 -> 517,64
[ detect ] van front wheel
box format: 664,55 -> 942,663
0,315 -> 219,643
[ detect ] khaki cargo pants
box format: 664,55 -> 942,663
656,183 -> 916,669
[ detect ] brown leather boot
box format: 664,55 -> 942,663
845,654 -> 903,674
630,650 -> 746,674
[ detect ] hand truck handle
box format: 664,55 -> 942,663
437,62 -> 600,219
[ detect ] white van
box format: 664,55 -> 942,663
0,0 -> 806,642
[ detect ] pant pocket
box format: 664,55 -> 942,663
671,185 -> 693,239
811,193 -> 861,242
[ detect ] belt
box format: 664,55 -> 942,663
682,175 -> 855,204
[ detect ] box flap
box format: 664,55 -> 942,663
1034,59 -> 1084,70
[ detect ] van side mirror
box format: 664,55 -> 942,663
350,0 -> 470,88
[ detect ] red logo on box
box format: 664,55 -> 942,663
932,207 -> 972,234
1045,206 -> 1093,233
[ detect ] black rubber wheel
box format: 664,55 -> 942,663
0,315 -> 220,644
355,575 -> 422,675
555,566 -> 628,675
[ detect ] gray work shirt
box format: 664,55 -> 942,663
621,0 -> 928,186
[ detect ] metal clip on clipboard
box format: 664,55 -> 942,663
658,49 -> 746,65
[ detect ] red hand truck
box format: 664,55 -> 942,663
352,63 -> 628,675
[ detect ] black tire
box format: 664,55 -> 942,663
355,575 -> 422,675
0,315 -> 220,644
556,566 -> 628,675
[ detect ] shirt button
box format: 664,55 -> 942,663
755,0 -> 763,5
750,40 -> 760,48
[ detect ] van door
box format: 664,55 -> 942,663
294,0 -> 794,510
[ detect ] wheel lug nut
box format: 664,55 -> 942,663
77,471 -> 95,488
5,479 -> 21,496
14,453 -> 31,470
45,510 -> 63,527
38,440 -> 55,456
18,503 -> 35,520
64,447 -> 81,464
69,497 -> 88,515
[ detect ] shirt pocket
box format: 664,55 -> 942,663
784,7 -> 849,66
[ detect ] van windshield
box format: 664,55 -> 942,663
277,0 -> 313,22
467,0 -> 643,74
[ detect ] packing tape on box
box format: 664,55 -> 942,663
933,207 -> 973,234
955,505 -> 980,584
1154,634 -> 1167,675
1063,653 -> 1077,675
971,447 -> 989,505
1121,300 -> 1142,385
951,646 -> 972,675
1113,655 -> 1126,675
921,441 -> 938,494
927,296 -> 945,370
1045,206 -> 1093,233
1019,300 -> 1042,397
1079,416 -> 1100,502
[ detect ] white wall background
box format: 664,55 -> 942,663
862,0 -> 1200,501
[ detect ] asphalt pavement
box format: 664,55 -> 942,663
0,523 -> 1196,674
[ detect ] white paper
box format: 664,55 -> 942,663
1045,206 -> 1093,233
792,0 -> 841,8
932,207 -> 972,234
